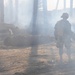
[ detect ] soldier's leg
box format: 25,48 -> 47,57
67,48 -> 71,61
56,38 -> 63,62
65,41 -> 71,61
59,47 -> 63,62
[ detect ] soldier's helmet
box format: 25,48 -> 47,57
61,13 -> 69,19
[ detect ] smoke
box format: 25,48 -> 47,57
17,0 -> 34,29
4,0 -> 34,29
4,0 -> 75,33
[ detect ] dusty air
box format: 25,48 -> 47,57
0,0 -> 75,75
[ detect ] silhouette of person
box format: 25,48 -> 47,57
54,13 -> 72,62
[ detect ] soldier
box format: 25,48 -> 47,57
54,13 -> 72,62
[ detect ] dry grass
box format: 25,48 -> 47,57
0,43 -> 75,75
0,48 -> 31,75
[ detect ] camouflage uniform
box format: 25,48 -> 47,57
54,13 -> 72,62
54,19 -> 71,48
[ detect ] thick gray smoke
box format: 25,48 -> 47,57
4,0 -> 75,32
4,0 -> 34,29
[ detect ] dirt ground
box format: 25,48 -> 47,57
0,43 -> 75,75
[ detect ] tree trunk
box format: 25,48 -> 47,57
56,0 -> 59,9
32,0 -> 38,35
70,0 -> 73,16
64,0 -> 66,10
15,0 -> 18,24
0,0 -> 4,23
43,0 -> 48,24
9,0 -> 13,23
43,0 -> 49,34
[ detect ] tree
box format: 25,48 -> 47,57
15,0 -> 18,24
0,0 -> 4,23
9,0 -> 13,23
64,0 -> 66,10
43,0 -> 49,34
56,0 -> 59,10
32,0 -> 38,35
70,0 -> 73,16
43,0 -> 48,24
